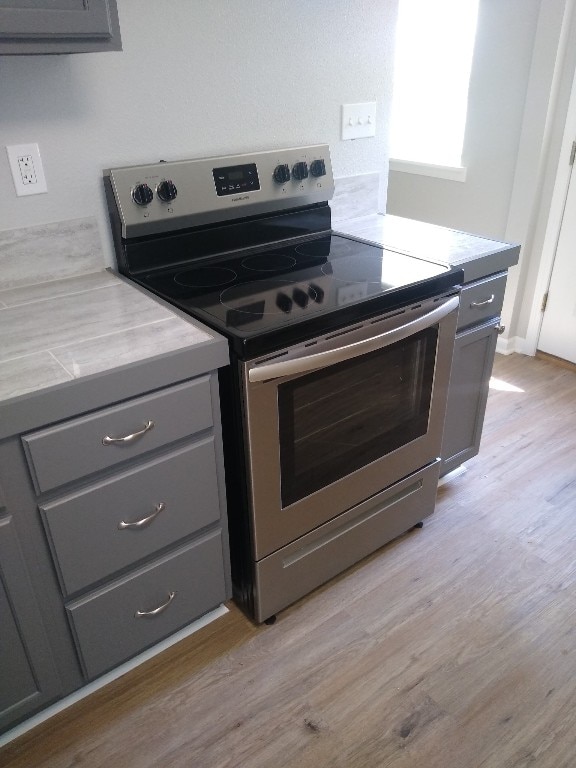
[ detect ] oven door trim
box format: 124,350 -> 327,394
240,293 -> 460,561
248,295 -> 458,382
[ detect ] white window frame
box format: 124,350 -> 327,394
389,0 -> 479,182
388,159 -> 467,182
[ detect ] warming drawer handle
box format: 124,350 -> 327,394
470,294 -> 495,308
248,295 -> 459,383
102,420 -> 155,446
135,591 -> 176,618
118,502 -> 166,530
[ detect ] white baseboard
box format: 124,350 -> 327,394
496,335 -> 534,356
496,335 -> 518,355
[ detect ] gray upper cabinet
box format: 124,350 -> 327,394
0,0 -> 122,55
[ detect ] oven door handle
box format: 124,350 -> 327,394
248,295 -> 459,383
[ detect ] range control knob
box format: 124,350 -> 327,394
276,292 -> 293,313
273,164 -> 291,184
308,283 -> 325,303
131,183 -> 154,206
292,161 -> 309,181
310,159 -> 326,178
293,287 -> 309,308
156,179 -> 178,202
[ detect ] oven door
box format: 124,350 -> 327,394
241,294 -> 459,560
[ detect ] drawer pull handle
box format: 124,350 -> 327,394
102,420 -> 155,446
135,591 -> 176,618
118,502 -> 166,530
470,294 -> 495,308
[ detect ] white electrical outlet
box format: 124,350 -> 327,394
6,143 -> 48,196
341,102 -> 377,140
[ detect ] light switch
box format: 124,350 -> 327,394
341,103 -> 377,140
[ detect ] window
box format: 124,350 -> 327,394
389,0 -> 479,180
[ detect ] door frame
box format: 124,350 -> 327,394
524,30 -> 576,354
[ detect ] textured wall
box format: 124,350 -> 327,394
0,0 -> 397,266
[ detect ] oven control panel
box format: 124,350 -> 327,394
105,145 -> 334,239
213,162 -> 260,197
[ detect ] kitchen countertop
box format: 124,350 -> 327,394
334,214 -> 520,282
0,212 -> 519,438
0,269 -> 228,439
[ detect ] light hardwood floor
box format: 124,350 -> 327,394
2,352 -> 576,768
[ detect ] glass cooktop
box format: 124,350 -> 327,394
134,233 -> 460,358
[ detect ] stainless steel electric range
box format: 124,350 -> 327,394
104,145 -> 463,623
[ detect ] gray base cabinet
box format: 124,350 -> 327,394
0,515 -> 62,732
441,270 -> 507,475
0,358 -> 230,735
0,0 -> 121,55
441,319 -> 499,475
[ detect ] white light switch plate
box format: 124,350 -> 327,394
6,143 -> 48,196
341,102 -> 377,140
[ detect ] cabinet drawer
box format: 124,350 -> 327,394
67,531 -> 226,680
41,439 -> 221,596
23,377 -> 213,493
458,272 -> 507,330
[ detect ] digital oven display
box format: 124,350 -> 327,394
213,163 -> 260,197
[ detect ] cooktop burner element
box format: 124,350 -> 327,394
295,239 -> 351,258
174,266 -> 237,288
242,254 -> 297,272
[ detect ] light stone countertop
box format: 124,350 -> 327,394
334,214 -> 520,282
0,270 -> 222,404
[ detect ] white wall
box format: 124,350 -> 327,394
0,0 -> 397,266
386,0 -> 541,239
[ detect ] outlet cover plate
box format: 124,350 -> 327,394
6,143 -> 48,196
341,102 -> 377,140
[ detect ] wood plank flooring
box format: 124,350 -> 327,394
2,352 -> 576,768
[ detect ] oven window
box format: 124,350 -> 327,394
278,326 -> 438,507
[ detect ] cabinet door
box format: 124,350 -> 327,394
440,319 -> 499,476
0,517 -> 61,733
0,0 -> 121,54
